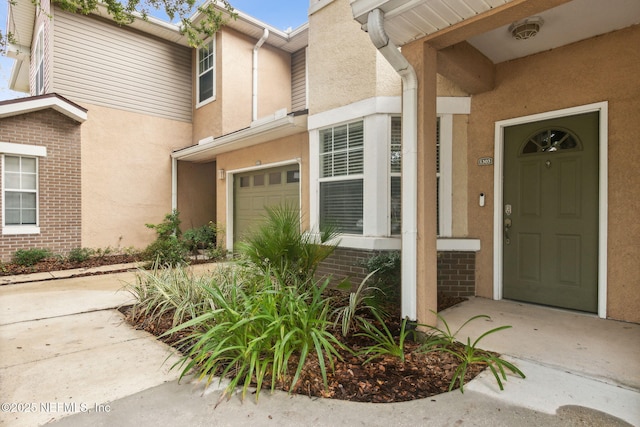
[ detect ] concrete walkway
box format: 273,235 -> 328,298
1,265 -> 638,426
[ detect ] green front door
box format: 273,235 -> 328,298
503,112 -> 599,312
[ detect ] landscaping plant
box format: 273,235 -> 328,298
419,311 -> 525,392
332,270 -> 386,337
356,311 -> 412,363
166,272 -> 345,401
67,247 -> 95,263
183,222 -> 218,255
235,204 -> 339,286
12,248 -> 52,266
144,210 -> 189,266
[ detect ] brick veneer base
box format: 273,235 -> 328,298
0,109 -> 82,262
316,248 -> 476,298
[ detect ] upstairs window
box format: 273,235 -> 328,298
197,37 -> 215,106
3,155 -> 38,227
34,28 -> 44,95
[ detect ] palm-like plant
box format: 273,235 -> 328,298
235,204 -> 339,287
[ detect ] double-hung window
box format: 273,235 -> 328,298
319,121 -> 364,234
3,155 -> 38,227
197,37 -> 215,106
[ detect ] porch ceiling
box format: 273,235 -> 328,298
351,0 -> 640,63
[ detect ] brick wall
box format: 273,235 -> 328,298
316,247 -> 373,287
0,109 -> 82,262
317,247 -> 476,297
437,251 -> 476,297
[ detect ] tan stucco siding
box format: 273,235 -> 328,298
177,161 -> 217,231
308,0 -> 400,115
80,104 -> 192,250
193,28 -> 293,143
215,133 -> 310,248
468,25 -> 640,323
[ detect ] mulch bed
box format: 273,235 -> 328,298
120,292 -> 480,403
0,254 -> 144,277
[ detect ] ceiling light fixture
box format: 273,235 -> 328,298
509,17 -> 544,40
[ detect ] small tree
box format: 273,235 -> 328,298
144,210 -> 188,266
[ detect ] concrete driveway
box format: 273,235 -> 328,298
1,265 -> 639,426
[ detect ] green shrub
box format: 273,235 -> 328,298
362,251 -> 401,307
67,247 -> 95,263
183,222 -> 217,254
144,210 -> 188,266
167,272 -> 345,401
12,248 -> 52,266
236,204 -> 339,285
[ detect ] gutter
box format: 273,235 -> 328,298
367,9 -> 418,321
252,28 -> 269,122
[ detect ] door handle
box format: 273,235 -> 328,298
504,218 -> 512,245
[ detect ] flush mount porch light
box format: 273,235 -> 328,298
509,17 -> 544,40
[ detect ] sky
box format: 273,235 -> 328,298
0,0 -> 309,101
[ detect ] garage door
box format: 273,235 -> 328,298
234,165 -> 300,242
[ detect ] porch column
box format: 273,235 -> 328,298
403,40 -> 439,326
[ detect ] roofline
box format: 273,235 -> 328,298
0,93 -> 88,122
173,111 -> 308,162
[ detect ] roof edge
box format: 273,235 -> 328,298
0,93 -> 88,123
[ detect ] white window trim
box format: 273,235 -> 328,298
34,27 -> 45,96
309,96 -> 471,249
196,35 -> 216,109
1,143 -> 46,235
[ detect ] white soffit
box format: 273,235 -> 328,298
352,0 -> 640,63
468,0 -> 640,63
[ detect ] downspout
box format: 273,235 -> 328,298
171,157 -> 178,212
367,9 -> 418,320
252,28 -> 269,122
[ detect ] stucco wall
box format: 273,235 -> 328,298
80,103 -> 192,251
192,28 -> 293,144
215,132 -> 309,248
0,109 -> 82,261
308,0 -> 400,115
177,161 -> 216,231
468,25 -> 640,323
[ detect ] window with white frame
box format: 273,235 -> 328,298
390,116 -> 402,235
197,37 -> 215,105
3,155 -> 38,227
319,121 -> 364,234
389,116 -> 448,236
34,28 -> 44,95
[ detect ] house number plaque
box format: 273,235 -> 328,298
477,157 -> 493,166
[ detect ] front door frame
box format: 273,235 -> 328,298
492,102 -> 608,318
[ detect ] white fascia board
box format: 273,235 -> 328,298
308,96 -> 401,130
0,142 -> 47,157
0,97 -> 87,122
173,113 -> 307,161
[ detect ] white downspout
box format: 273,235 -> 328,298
252,28 -> 269,122
171,157 -> 178,211
367,9 -> 418,320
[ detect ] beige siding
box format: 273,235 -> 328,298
52,10 -> 192,122
291,48 -> 307,112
